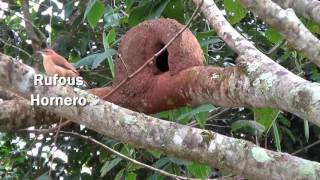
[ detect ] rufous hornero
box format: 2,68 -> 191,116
37,48 -> 90,88
37,48 -> 80,77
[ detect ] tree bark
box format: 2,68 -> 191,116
0,54 -> 319,179
238,0 -> 320,67
192,0 -> 320,126
272,0 -> 320,24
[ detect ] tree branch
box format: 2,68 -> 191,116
22,0 -> 42,51
0,87 -> 62,131
238,0 -> 320,67
22,0 -> 42,69
272,0 -> 320,24
192,0 -> 320,126
0,54 -> 319,179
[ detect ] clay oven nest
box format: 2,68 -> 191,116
91,18 -> 205,113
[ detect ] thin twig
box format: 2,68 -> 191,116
46,120 -> 72,134
18,120 -> 72,135
22,129 -> 199,180
118,54 -> 129,75
59,131 -> 201,180
266,40 -> 286,55
0,38 -> 32,58
48,117 -> 63,179
48,0 -> 53,47
207,108 -> 231,121
0,7 -> 46,40
292,139 -> 320,155
102,0 -> 204,100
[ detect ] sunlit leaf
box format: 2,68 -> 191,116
147,150 -> 162,159
125,172 -> 137,180
187,163 -> 211,179
252,108 -> 280,131
224,0 -> 247,24
265,28 -> 283,44
84,0 -> 105,28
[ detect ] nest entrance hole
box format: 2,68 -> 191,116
155,46 -> 169,73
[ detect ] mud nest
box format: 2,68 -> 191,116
114,18 -> 204,97
89,18 -> 206,113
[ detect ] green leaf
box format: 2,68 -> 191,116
128,0 -> 170,27
126,0 -> 134,9
107,29 -> 116,45
231,120 -> 265,136
187,162 -> 211,179
147,0 -> 170,19
301,18 -> 320,34
277,115 -> 291,127
195,112 -> 210,128
147,150 -> 161,159
84,0 -> 105,28
272,123 -> 281,152
177,104 -> 214,122
199,37 -> 222,47
224,0 -> 247,24
128,3 -> 152,27
265,28 -> 283,44
280,127 -> 296,143
153,157 -> 170,168
75,49 -> 117,69
126,162 -> 142,172
64,1 -> 74,19
168,157 -> 191,166
103,31 -> 109,51
253,108 -> 280,131
100,157 -> 122,177
84,0 -> 98,18
304,120 -> 309,142
104,9 -> 122,28
102,29 -> 115,50
163,0 -> 184,23
115,169 -> 125,180
125,172 -> 137,180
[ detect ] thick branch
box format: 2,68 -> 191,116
238,0 -> 320,67
0,99 -> 60,131
272,0 -> 320,24
192,0 -> 320,126
0,87 -> 61,131
0,54 -> 319,180
22,0 -> 41,51
22,0 -> 42,69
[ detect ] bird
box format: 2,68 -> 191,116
37,48 -> 80,77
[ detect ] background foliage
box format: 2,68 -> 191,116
0,0 -> 320,179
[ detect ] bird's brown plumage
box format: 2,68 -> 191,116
39,48 -> 79,77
